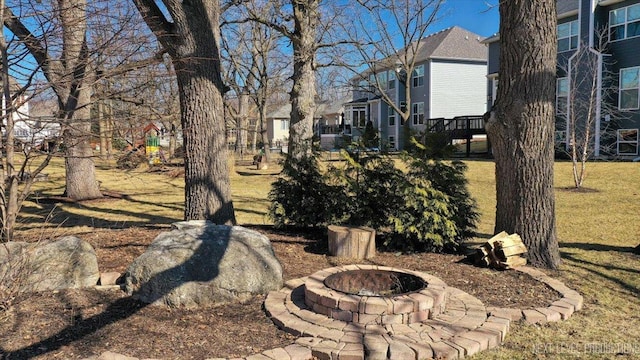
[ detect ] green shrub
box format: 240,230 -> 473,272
268,152 -> 346,228
268,145 -> 478,252
404,139 -> 479,244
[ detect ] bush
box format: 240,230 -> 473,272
268,151 -> 346,228
268,146 -> 478,252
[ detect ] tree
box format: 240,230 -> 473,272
340,0 -> 444,148
241,0 -> 321,160
4,0 -> 161,201
485,0 -> 561,269
132,0 -> 236,224
4,0 -> 103,200
557,32 -> 619,188
221,5 -> 289,166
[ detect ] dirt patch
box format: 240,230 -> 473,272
0,226 -> 561,359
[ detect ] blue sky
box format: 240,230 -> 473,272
433,0 -> 499,38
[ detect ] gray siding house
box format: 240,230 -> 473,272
344,26 -> 488,151
485,0 -> 640,158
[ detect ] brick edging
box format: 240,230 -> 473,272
84,265 -> 582,360
486,265 -> 583,325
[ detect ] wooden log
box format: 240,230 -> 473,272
327,225 -> 376,259
496,243 -> 528,258
487,231 -> 509,247
494,234 -> 524,249
498,256 -> 527,269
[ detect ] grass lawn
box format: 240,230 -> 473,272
14,153 -> 640,359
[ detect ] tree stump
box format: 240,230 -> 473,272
327,225 -> 376,259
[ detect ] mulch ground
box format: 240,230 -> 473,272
0,226 -> 561,359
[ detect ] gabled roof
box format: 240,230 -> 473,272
354,26 -> 486,81
413,26 -> 487,62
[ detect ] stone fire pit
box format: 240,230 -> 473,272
304,266 -> 447,325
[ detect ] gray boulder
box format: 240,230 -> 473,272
124,221 -> 283,307
0,236 -> 100,292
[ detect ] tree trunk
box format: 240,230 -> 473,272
288,0 -> 318,160
235,90 -> 249,156
63,88 -> 103,200
60,0 -> 102,200
133,0 -> 236,224
486,0 -> 560,269
168,123 -> 177,159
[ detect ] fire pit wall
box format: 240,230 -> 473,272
304,265 -> 448,325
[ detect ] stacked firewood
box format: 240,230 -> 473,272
474,231 -> 528,270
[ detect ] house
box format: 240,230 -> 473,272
265,96 -> 352,151
484,0 -> 640,158
344,26 -> 489,150
1,77 -> 60,148
265,103 -> 293,149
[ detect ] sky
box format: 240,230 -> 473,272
432,0 -> 500,38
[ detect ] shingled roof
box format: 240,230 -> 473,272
413,26 -> 487,62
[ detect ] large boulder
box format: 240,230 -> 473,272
0,236 -> 100,293
124,221 -> 283,307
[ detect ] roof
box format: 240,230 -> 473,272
413,26 -> 487,62
316,95 -> 352,116
266,103 -> 291,119
357,26 -> 487,80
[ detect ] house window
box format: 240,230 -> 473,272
412,65 -> 424,87
377,71 -> 387,90
556,77 -> 569,115
388,136 -> 396,149
388,107 -> 396,126
558,20 -> 579,52
617,129 -> 638,155
620,67 -> 639,110
353,108 -> 366,128
281,120 -> 289,130
412,102 -> 424,125
388,70 -> 396,89
610,4 -> 640,41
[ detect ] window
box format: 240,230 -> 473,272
610,4 -> 640,41
558,20 -> 579,52
620,67 -> 640,110
556,77 -> 569,115
388,107 -> 396,126
368,74 -> 376,93
388,70 -> 396,90
388,136 -> 396,150
412,102 -> 424,125
353,108 -> 366,128
617,129 -> 638,155
377,71 -> 387,90
280,120 -> 289,130
412,65 -> 424,87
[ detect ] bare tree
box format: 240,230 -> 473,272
557,32 -> 620,188
340,0 -> 444,143
237,0 -> 323,160
132,0 -> 236,224
4,0 -> 160,201
485,0 -> 561,269
222,3 -> 289,166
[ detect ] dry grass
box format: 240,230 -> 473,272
12,153 -> 640,359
